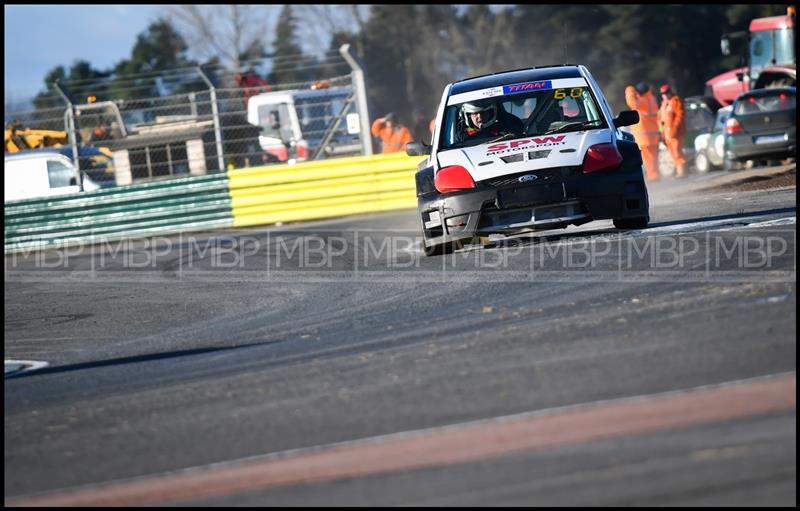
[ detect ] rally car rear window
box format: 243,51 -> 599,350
734,91 -> 795,115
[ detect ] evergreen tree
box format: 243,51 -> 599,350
33,60 -> 110,109
360,5 -> 432,125
268,5 -> 315,86
109,18 -> 199,100
125,18 -> 193,74
32,66 -> 68,110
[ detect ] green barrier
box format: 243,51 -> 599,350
4,174 -> 233,254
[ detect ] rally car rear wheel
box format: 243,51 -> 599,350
613,216 -> 649,229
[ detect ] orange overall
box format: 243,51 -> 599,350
371,118 -> 413,154
659,94 -> 687,177
625,86 -> 661,181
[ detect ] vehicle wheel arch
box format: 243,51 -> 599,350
695,152 -> 710,173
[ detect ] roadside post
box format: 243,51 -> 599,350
197,66 -> 226,172
339,44 -> 373,157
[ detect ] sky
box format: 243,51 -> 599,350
4,5 -> 165,104
4,4 -> 368,108
4,4 -> 486,108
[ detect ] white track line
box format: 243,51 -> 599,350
4,359 -> 49,376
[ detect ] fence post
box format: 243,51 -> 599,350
196,66 -> 225,172
53,80 -> 82,179
339,44 -> 373,156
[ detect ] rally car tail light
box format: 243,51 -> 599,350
725,117 -> 744,135
582,143 -> 623,174
434,165 -> 476,193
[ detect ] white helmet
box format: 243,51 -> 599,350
462,100 -> 497,130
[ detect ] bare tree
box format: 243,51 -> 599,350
296,5 -> 371,59
164,5 -> 278,74
447,6 -> 517,77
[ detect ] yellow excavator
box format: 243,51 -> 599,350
4,122 -> 69,153
5,120 -> 115,160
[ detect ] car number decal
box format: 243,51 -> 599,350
554,87 -> 585,99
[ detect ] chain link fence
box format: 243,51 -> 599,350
4,46 -> 372,189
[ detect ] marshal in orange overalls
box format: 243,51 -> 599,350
625,84 -> 661,181
658,85 -> 687,178
371,115 -> 413,154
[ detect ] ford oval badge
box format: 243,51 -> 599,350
518,174 -> 538,183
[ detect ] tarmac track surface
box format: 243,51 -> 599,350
4,167 -> 796,506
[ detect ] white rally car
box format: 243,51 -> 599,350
407,64 -> 649,255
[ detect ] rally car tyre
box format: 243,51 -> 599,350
614,183 -> 649,230
613,216 -> 649,229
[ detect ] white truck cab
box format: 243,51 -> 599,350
246,85 -> 363,163
4,152 -> 99,202
246,92 -> 308,163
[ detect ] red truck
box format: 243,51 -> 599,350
705,7 -> 796,106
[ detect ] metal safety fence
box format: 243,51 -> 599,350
4,45 -> 373,190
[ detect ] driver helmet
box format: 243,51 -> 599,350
462,100 -> 498,130
559,98 -> 580,118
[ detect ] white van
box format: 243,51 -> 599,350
4,152 -> 99,202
